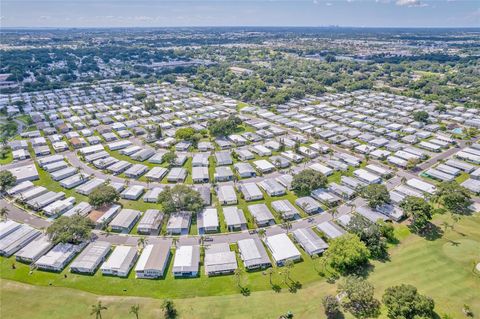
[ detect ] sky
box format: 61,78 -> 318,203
1,0 -> 479,28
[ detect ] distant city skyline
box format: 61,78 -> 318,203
1,0 -> 479,28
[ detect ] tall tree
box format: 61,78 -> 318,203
382,284 -> 435,319
322,295 -> 341,319
323,233 -> 370,274
338,276 -> 381,319
291,169 -> 328,196
400,196 -> 433,232
434,181 -> 472,215
161,299 -> 177,319
0,170 -> 16,192
90,301 -> 107,319
88,185 -> 119,208
46,215 -> 93,245
157,185 -> 205,214
129,304 -> 140,319
360,184 -> 391,209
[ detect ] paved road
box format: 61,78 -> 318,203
4,111 -> 479,246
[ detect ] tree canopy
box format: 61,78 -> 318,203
382,284 -> 435,319
0,170 -> 16,192
207,115 -> 242,137
413,110 -> 429,123
46,215 -> 93,245
88,185 -> 119,208
360,184 -> 391,209
434,181 -> 472,214
338,276 -> 381,319
347,215 -> 389,260
323,233 -> 370,274
291,169 -> 328,196
400,196 -> 433,232
157,185 -> 205,214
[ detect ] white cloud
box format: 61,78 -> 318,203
325,2 -> 333,6
396,0 -> 427,7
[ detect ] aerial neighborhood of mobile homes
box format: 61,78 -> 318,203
1,79 -> 480,282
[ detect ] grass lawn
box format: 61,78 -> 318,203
1,213 -> 479,319
0,150 -> 13,165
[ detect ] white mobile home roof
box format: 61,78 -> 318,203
137,209 -> 163,232
0,220 -> 21,240
406,178 -> 436,194
353,169 -> 382,184
0,224 -> 41,256
271,200 -> 299,219
265,233 -> 301,265
109,209 -> 140,229
101,245 -> 137,275
248,204 -> 274,225
316,221 -> 345,239
292,228 -> 328,255
198,208 -> 219,230
204,243 -> 237,275
70,241 -> 111,273
15,235 -> 53,263
309,163 -> 334,176
135,243 -> 171,278
173,245 -> 200,274
75,178 -> 105,195
35,243 -> 82,271
237,238 -> 271,269
6,181 -> 34,196
222,206 -> 247,227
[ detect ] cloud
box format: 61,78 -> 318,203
396,0 -> 427,7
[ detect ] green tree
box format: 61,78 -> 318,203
46,215 -> 93,245
157,185 -> 205,214
155,125 -> 162,139
434,181 -> 472,214
112,86 -> 123,94
291,169 -> 328,196
413,110 -> 429,123
322,295 -> 341,319
360,184 -> 391,209
161,299 -> 177,319
0,170 -> 16,192
208,115 -> 242,137
338,276 -> 381,319
347,215 -> 389,259
129,304 -> 140,319
382,284 -> 435,319
323,233 -> 370,274
144,98 -> 156,111
0,207 -> 9,221
88,185 -> 119,208
90,301 -> 107,319
163,151 -> 176,168
400,196 -> 433,232
175,127 -> 195,140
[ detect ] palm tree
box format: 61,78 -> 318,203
283,260 -> 295,285
234,268 -> 244,289
90,301 -> 107,319
266,267 -> 275,286
161,299 -> 177,319
171,237 -> 179,249
129,304 -> 140,319
137,236 -> 148,250
282,221 -> 292,234
0,207 -> 9,221
257,228 -> 266,240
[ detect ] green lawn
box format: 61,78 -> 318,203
1,213 -> 479,319
0,150 -> 13,165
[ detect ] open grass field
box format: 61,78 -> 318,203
1,213 -> 479,319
